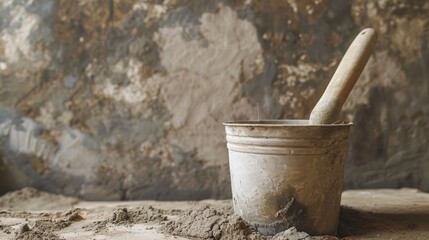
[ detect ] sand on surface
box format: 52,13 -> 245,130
0,187 -> 428,240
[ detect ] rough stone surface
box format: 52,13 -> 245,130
0,0 -> 428,200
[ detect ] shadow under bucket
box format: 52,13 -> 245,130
224,119 -> 352,236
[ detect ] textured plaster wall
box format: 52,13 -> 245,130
0,0 -> 428,200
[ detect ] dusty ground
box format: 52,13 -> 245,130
0,188 -> 428,240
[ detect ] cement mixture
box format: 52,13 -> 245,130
0,188 -> 428,240
0,188 -> 332,240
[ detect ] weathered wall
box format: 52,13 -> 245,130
0,0 -> 428,200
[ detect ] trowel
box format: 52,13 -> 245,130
310,28 -> 377,124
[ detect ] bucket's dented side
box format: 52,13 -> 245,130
224,120 -> 352,236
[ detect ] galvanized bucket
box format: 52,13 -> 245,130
224,119 -> 352,236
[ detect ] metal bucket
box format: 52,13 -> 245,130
224,119 -> 352,236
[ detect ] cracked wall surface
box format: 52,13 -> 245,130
0,0 -> 428,200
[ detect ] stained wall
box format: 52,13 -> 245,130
0,0 -> 428,200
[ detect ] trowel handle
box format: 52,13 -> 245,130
309,28 -> 377,124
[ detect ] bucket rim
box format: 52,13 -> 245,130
223,119 -> 353,127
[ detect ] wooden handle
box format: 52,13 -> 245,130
309,28 -> 377,124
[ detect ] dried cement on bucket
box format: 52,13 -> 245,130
224,120 -> 352,235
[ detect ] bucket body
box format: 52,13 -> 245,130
224,120 -> 351,236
